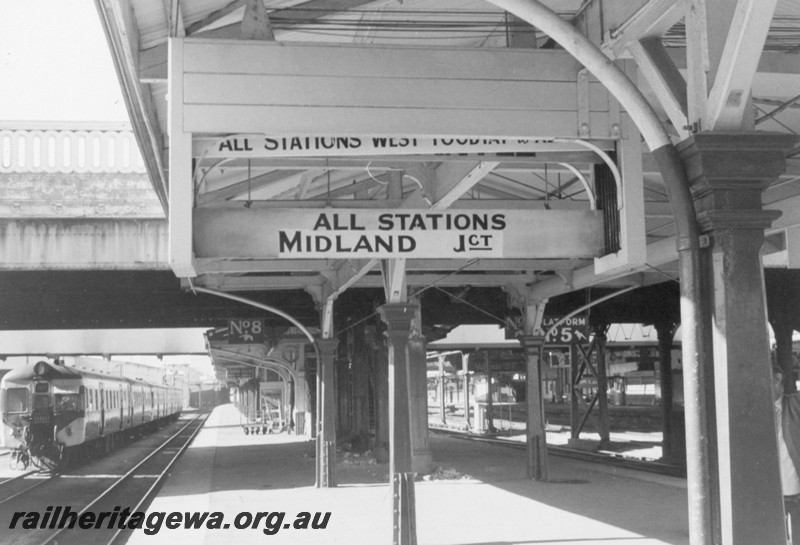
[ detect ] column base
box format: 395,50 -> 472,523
374,442 -> 390,464
412,450 -> 434,474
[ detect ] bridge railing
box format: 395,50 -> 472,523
0,126 -> 146,174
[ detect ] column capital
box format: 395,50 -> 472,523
378,302 -> 419,336
677,132 -> 797,234
677,132 -> 797,197
316,337 -> 339,358
519,335 -> 546,356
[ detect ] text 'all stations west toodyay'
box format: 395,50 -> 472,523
276,211 -> 507,258
209,135 -> 556,157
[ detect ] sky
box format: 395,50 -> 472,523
0,0 -> 129,122
0,1 -> 214,376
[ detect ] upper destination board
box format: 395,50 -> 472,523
195,134 -> 602,158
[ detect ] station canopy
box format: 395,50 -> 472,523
96,0 -> 800,304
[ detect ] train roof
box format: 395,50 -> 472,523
1,360 -> 171,388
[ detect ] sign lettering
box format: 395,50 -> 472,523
194,208 -> 605,260
542,315 -> 589,346
227,366 -> 255,380
197,135 -> 593,159
228,318 -> 265,344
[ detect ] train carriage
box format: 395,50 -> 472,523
1,360 -> 181,469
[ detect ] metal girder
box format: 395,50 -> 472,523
197,169 -> 297,206
432,162 -> 500,209
241,0 -> 275,40
627,38 -> 689,138
192,257 -> 591,275
381,259 -> 407,303
600,0 -> 684,58
164,0 -> 185,37
704,0 -> 781,130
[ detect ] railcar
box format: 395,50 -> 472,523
1,360 -> 181,469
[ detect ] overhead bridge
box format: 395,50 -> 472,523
0,123 -> 166,270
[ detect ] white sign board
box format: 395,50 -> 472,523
195,134 -> 597,159
542,315 -> 589,345
193,208 -> 605,260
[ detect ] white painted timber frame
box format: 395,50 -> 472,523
167,37 -> 626,278
593,112 -> 646,275
172,38 -> 617,137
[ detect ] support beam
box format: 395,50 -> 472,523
241,0 -> 275,40
601,0 -> 684,59
432,161 -> 500,209
627,38 -> 689,138
197,170 -> 295,206
382,259 -> 407,303
705,0 -> 779,130
165,0 -> 185,37
167,38 -> 194,277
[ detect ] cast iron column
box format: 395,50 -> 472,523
593,327 -> 610,447
520,335 -> 548,480
379,302 -> 418,545
569,344 -> 580,438
372,336 -> 390,463
655,322 -> 676,462
316,338 -> 338,488
408,329 -> 433,473
678,132 -> 796,545
462,371 -> 471,429
773,321 -> 796,394
438,356 -> 447,426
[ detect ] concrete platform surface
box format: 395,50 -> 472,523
125,404 -> 689,545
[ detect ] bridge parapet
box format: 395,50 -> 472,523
0,123 -> 146,174
0,123 -> 162,219
0,123 -> 166,269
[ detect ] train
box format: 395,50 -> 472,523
1,359 -> 181,469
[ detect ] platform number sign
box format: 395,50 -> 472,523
542,315 -> 589,345
228,318 -> 265,344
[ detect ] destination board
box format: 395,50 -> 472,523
194,208 -> 604,260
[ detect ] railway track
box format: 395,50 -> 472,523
0,470 -> 53,508
0,412 -> 208,545
430,427 -> 686,478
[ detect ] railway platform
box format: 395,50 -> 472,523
126,403 -> 689,545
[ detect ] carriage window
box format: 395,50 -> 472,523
4,388 -> 28,413
79,387 -> 86,410
55,394 -> 79,412
33,394 -> 51,409
34,382 -> 49,393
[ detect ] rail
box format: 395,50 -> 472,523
40,412 -> 208,545
0,469 -> 50,506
